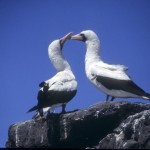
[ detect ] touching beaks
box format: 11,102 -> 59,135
71,33 -> 86,42
60,32 -> 73,45
71,34 -> 83,41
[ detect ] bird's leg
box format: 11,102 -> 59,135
110,97 -> 115,101
39,109 -> 44,117
106,95 -> 110,102
46,111 -> 50,120
36,109 -> 47,123
32,112 -> 40,120
61,103 -> 66,114
47,110 -> 51,116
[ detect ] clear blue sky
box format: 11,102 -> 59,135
1,0 -> 150,147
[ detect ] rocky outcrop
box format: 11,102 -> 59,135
95,109 -> 150,149
6,101 -> 150,148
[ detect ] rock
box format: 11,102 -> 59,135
96,109 -> 150,149
6,101 -> 150,148
6,120 -> 49,148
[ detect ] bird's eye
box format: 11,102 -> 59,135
80,33 -> 86,42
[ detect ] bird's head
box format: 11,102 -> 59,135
49,32 -> 73,51
71,30 -> 99,43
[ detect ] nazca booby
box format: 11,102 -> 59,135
27,32 -> 77,118
71,30 -> 150,101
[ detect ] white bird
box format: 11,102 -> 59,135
27,32 -> 77,118
71,30 -> 150,101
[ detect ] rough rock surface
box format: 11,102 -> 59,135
95,109 -> 150,149
6,101 -> 150,148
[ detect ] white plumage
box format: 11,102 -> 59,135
71,30 -> 150,101
28,32 -> 77,119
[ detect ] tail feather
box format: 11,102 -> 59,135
27,105 -> 38,113
142,93 -> 150,100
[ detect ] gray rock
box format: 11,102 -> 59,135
6,101 -> 150,148
6,119 -> 49,148
96,109 -> 150,149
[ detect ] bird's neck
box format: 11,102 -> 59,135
49,50 -> 71,72
85,39 -> 102,65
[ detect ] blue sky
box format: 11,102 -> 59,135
1,0 -> 150,147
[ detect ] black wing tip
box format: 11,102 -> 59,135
27,105 -> 38,113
